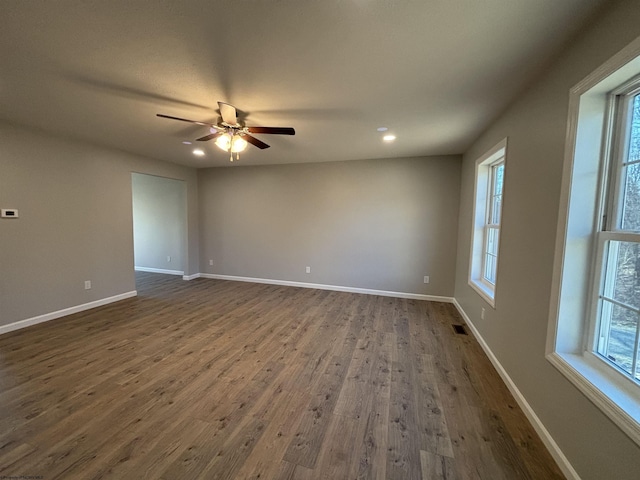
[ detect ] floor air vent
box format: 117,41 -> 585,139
452,324 -> 468,335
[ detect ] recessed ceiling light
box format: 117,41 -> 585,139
193,149 -> 205,156
377,127 -> 388,132
182,141 -> 192,145
383,134 -> 396,142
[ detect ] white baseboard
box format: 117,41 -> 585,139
200,273 -> 454,302
135,266 -> 184,276
0,291 -> 138,336
451,299 -> 580,480
183,273 -> 201,281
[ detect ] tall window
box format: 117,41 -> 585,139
483,161 -> 504,286
593,86 -> 640,383
469,139 -> 507,306
548,38 -> 640,446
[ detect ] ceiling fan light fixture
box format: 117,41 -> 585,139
231,136 -> 247,153
158,102 -> 295,160
215,133 -> 248,153
215,134 -> 231,151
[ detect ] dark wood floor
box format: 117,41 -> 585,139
0,272 -> 564,479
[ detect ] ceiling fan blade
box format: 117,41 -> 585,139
218,102 -> 237,125
196,132 -> 224,142
246,126 -> 296,135
243,134 -> 270,149
156,113 -> 214,126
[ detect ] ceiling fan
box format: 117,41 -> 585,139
157,102 -> 295,161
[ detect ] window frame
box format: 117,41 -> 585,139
587,81 -> 640,386
469,139 -> 507,307
481,160 -> 504,288
547,36 -> 640,447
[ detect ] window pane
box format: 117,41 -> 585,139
621,161 -> 640,231
488,163 -> 504,225
628,95 -> 640,163
486,227 -> 499,256
483,254 -> 496,284
483,225 -> 499,285
491,193 -> 502,225
495,163 -> 504,195
605,241 -> 640,310
597,300 -> 637,376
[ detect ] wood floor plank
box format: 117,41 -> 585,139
309,412 -> 363,479
279,297 -> 355,393
282,295 -> 367,469
0,443 -> 37,476
420,449 -> 459,480
352,330 -> 393,480
18,384 -> 165,479
0,272 -> 565,480
439,380 -> 513,480
231,389 -> 310,480
412,353 -> 454,458
281,355 -> 352,469
272,460 -> 314,480
333,337 -> 376,418
112,416 -> 213,479
386,300 -> 422,480
49,414 -> 204,479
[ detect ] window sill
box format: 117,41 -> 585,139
468,278 -> 496,307
547,351 -> 640,446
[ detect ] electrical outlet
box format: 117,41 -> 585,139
305,266 -> 311,274
167,256 -> 171,262
423,275 -> 430,284
481,308 -> 485,320
84,280 -> 91,290
209,259 -> 214,266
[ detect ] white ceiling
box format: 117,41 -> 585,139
1,0 -> 607,168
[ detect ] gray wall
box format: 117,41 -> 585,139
0,122 -> 199,327
199,156 -> 461,297
132,173 -> 186,273
454,1 -> 640,479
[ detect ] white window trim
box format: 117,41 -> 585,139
547,34 -> 640,447
469,138 -> 507,307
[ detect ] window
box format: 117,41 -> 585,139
548,37 -> 640,447
469,139 -> 507,306
593,85 -> 640,383
483,161 -> 504,286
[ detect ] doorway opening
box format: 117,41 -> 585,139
131,173 -> 187,286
